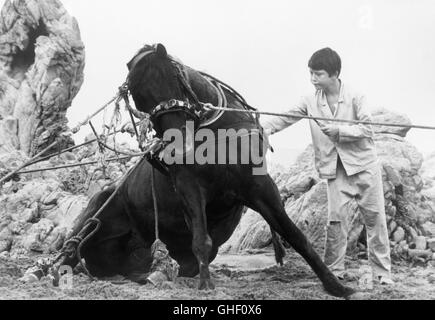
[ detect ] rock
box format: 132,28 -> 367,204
18,273 -> 40,284
55,195 -> 88,234
421,152 -> 435,182
17,204 -> 39,223
421,152 -> 435,216
220,210 -> 269,253
87,180 -> 106,198
408,227 -> 419,242
427,238 -> 435,252
0,0 -> 85,156
106,164 -> 124,181
371,108 -> 412,137
41,191 -> 62,205
383,163 -> 402,187
407,249 -> 432,259
43,226 -> 66,252
422,222 -> 435,237
415,236 -> 427,250
0,239 -> 12,253
147,271 -> 168,287
393,227 -> 405,243
0,157 -> 88,254
375,135 -> 423,174
389,220 -> 397,234
20,218 -> 54,252
61,152 -> 76,162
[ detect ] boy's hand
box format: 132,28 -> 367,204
262,128 -> 274,152
263,128 -> 273,136
320,124 -> 339,142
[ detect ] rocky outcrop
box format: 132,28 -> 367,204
0,139 -> 138,258
421,152 -> 435,203
0,0 -> 85,156
222,110 -> 435,264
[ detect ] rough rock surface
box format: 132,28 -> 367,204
371,108 -> 412,138
0,0 -> 85,156
421,151 -> 435,206
0,139 -> 138,257
222,109 -> 435,264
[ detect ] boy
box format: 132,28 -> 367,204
262,48 -> 393,285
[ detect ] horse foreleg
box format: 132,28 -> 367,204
243,175 -> 355,299
175,174 -> 214,290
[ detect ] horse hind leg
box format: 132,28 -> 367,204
60,187 -> 152,281
243,175 -> 355,299
58,186 -> 119,272
271,227 -> 286,266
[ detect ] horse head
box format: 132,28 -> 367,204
127,44 -> 200,150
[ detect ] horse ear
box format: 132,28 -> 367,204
155,44 -> 167,59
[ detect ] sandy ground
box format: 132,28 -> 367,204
1,249 -> 435,300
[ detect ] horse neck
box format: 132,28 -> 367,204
183,65 -> 258,129
183,67 -> 220,105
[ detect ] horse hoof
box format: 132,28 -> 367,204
198,279 -> 215,290
326,283 -> 356,298
342,286 -> 357,299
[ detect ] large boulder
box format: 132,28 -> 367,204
421,152 -> 435,202
0,0 -> 85,156
0,177 -> 87,256
222,109 -> 435,261
371,108 -> 412,138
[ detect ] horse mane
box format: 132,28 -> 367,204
127,45 -> 256,127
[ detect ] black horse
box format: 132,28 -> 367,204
61,44 -> 354,298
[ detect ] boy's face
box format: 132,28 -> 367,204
309,68 -> 337,90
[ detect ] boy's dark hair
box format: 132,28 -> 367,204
308,48 -> 341,77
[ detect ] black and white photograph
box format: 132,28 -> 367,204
0,0 -> 435,304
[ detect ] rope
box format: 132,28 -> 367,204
1,86 -> 137,186
0,140 -> 59,186
70,94 -> 121,134
17,154 -> 145,174
76,218 -> 102,279
16,136 -> 166,175
205,105 -> 435,131
28,122 -> 142,167
89,121 -> 105,153
97,142 -> 141,157
128,108 -> 141,147
151,168 -> 160,240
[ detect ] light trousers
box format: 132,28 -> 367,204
323,158 -> 391,278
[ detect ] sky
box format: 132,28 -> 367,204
3,0 -> 435,164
